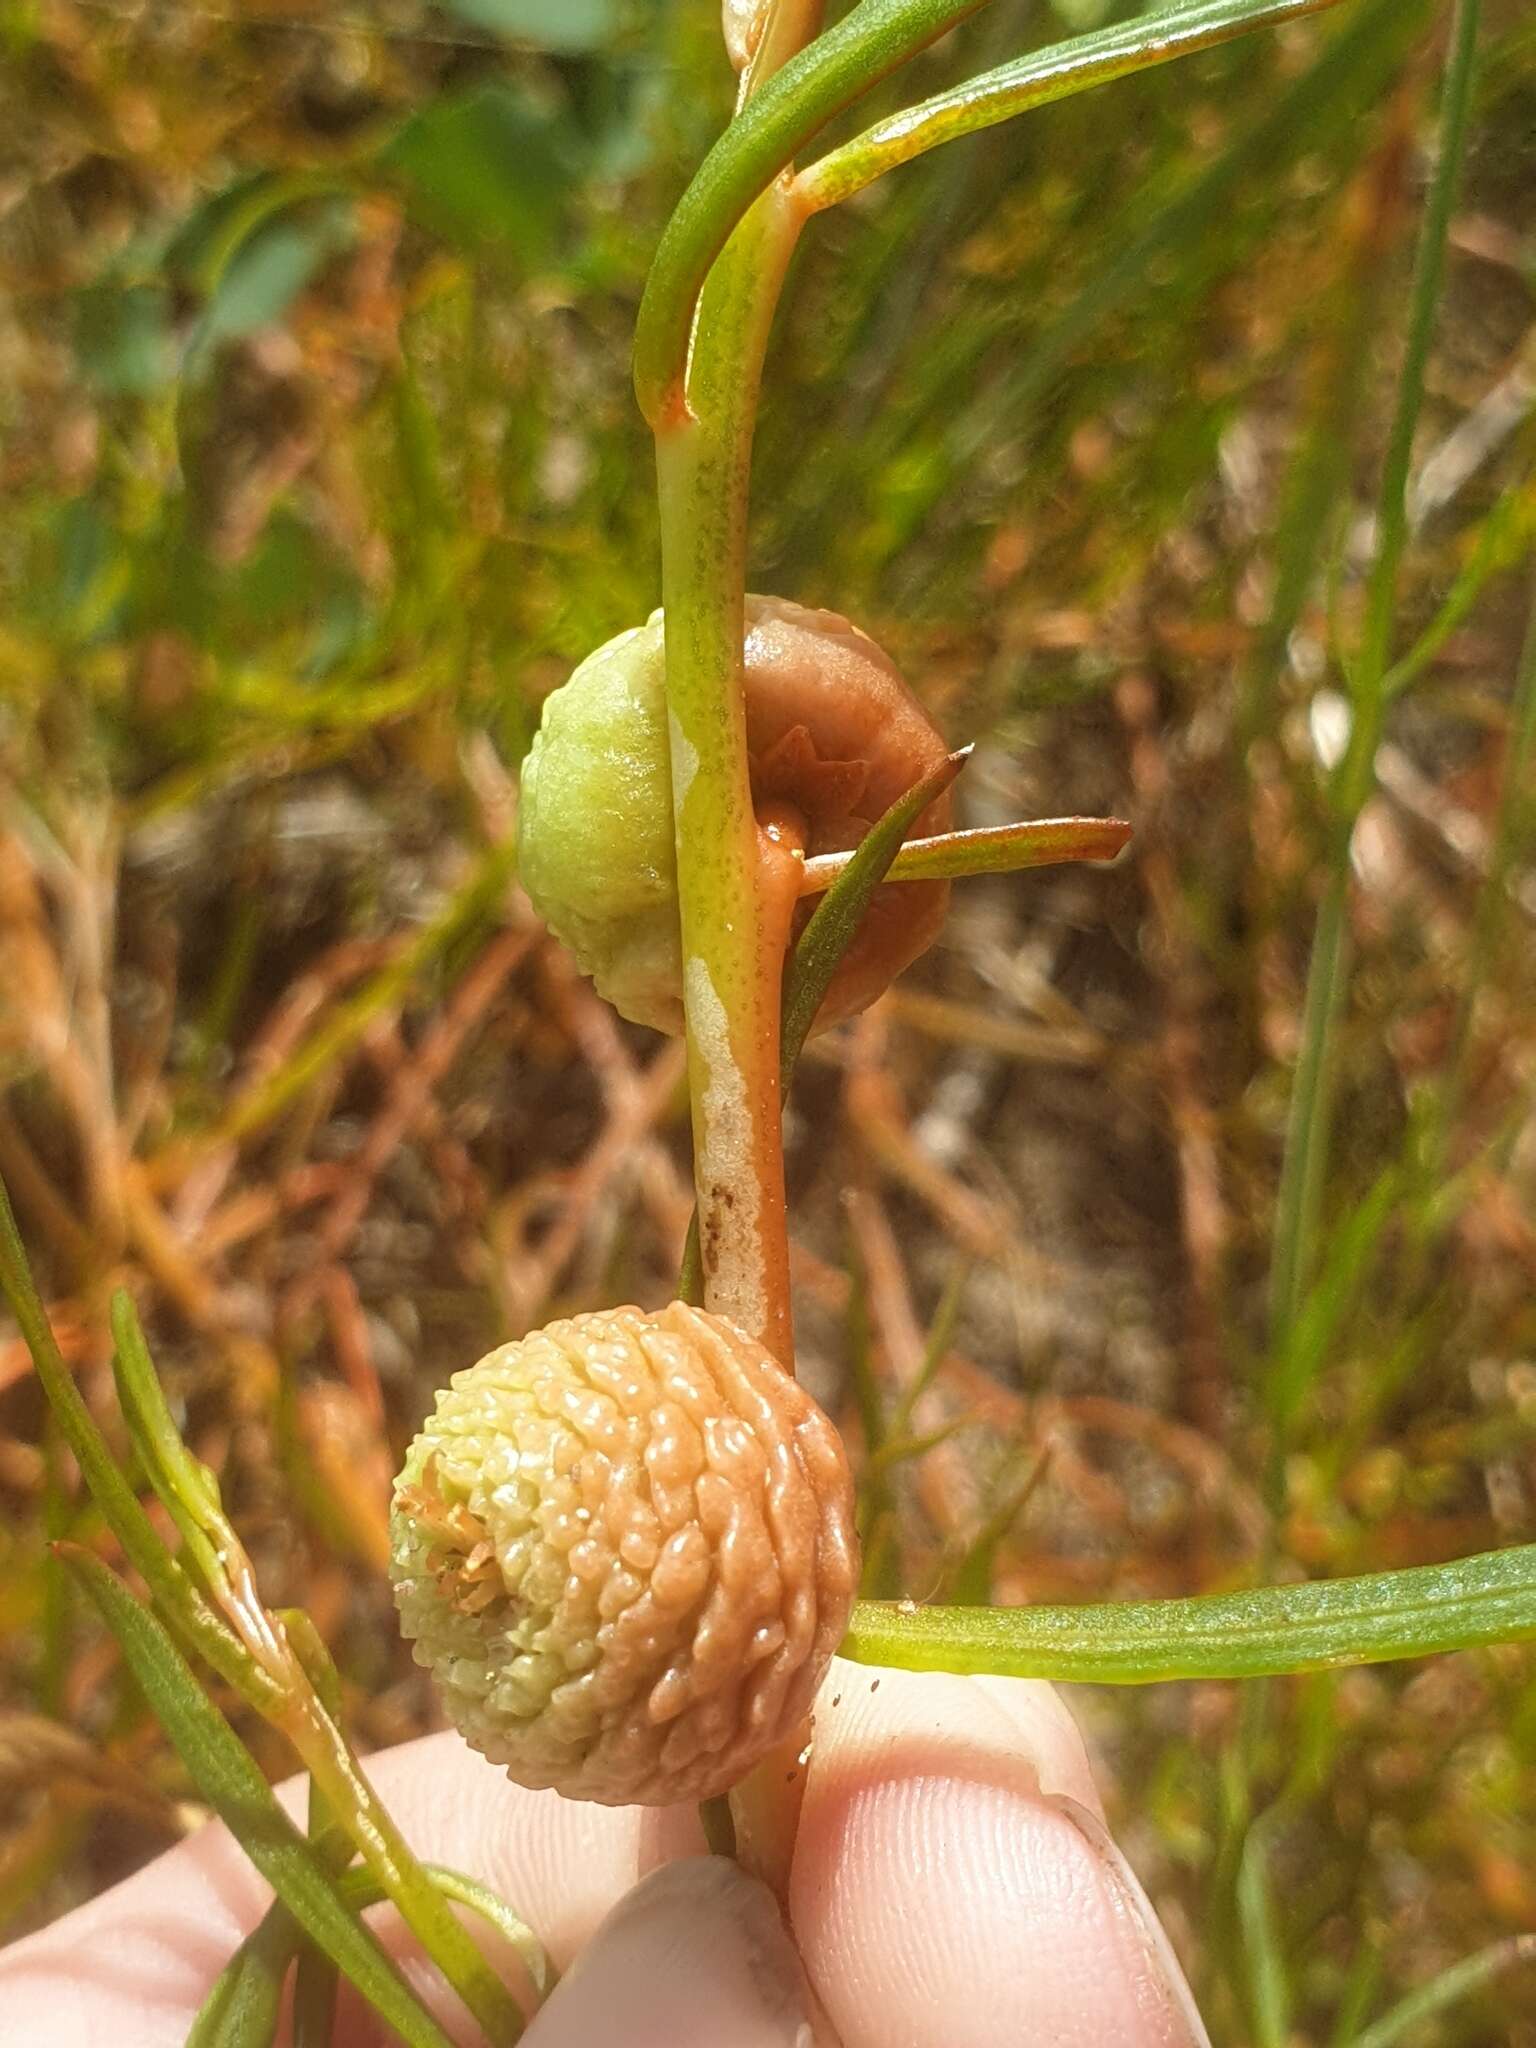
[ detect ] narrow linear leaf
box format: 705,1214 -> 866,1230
798,815 -> 1130,893
635,0 -> 994,418
887,1255 -> 971,1442
798,0 -> 1351,209
0,1176 -> 277,1708
1238,1817 -> 1291,2048
279,1611 -> 345,2048
945,1448 -> 1051,1607
781,747 -> 967,1083
185,1907 -> 297,2048
844,1544 -> 1536,1681
338,1864 -> 555,2001
1264,1165 -> 1402,1440
59,1547 -> 459,2048
865,1418 -> 970,1480
189,1817 -> 355,2048
110,1290 -> 229,1587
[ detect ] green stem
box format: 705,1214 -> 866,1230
843,1542 -> 1536,1681
636,0 -> 993,424
278,1687 -> 528,2046
796,0 -> 1352,211
656,182 -> 807,1362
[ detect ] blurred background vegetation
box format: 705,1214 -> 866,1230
1,0 -> 1534,2040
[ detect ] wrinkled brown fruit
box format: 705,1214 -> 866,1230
391,1302 -> 860,1806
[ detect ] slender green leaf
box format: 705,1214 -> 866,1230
945,1448 -> 1050,1606
185,1909 -> 296,2048
1264,1165 -> 1401,1440
844,1543 -> 1536,1680
0,1175 -> 278,1708
60,1548 -> 459,2048
110,1290 -> 229,1593
635,0 -> 994,419
338,1864 -> 555,2001
799,0 -> 1351,209
1238,1814 -> 1291,2048
280,1612 -> 345,2048
887,1256 -> 971,1443
189,1820 -> 355,2048
798,815 -> 1130,893
781,748 -> 966,1084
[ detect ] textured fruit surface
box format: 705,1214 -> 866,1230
516,596 -> 952,1034
390,1302 -> 859,1806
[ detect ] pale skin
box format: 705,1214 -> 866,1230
0,1664 -> 1208,2047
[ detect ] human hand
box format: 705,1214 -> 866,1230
0,1662 -> 1209,2046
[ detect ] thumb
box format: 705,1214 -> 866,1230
789,1662 -> 1209,2048
523,1857 -> 817,2048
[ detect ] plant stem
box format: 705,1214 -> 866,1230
276,1685 -> 527,2044
636,0 -> 994,425
655,118 -> 811,1358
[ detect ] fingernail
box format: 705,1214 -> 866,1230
1048,1794 -> 1212,2048
523,1856 -> 815,2048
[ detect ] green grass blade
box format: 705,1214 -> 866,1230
844,1543 -> 1536,1680
1269,0 -> 1483,1340
1264,1163 -> 1401,1442
887,1255 -> 971,1443
780,747 -> 966,1085
60,1547 -> 460,2048
1349,1937 -> 1536,2048
1238,1816 -> 1291,2048
944,1448 -> 1050,1606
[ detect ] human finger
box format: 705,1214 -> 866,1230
789,1661 -> 1209,2048
0,1726 -> 703,2045
522,1857 -> 816,2048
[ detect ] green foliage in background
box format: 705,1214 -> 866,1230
1,2 -> 1534,2043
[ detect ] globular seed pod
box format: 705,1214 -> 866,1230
516,596 -> 953,1035
389,1302 -> 858,1807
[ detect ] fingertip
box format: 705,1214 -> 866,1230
523,1858 -> 814,2048
790,1663 -> 1206,2048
